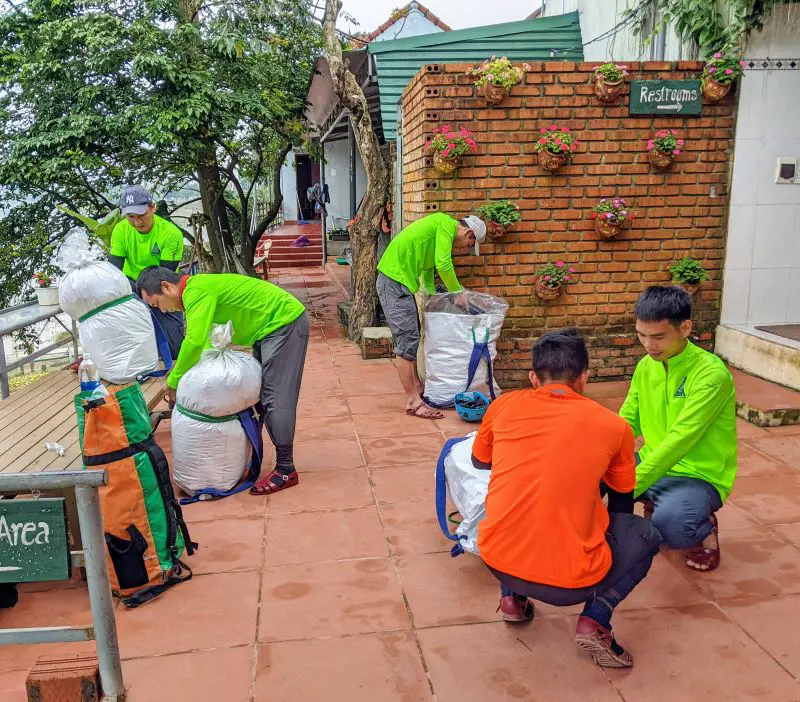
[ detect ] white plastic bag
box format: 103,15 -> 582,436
441,434 -> 489,555
423,291 -> 508,407
173,322 -> 262,496
58,229 -> 159,383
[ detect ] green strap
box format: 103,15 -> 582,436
175,403 -> 239,423
79,294 -> 135,323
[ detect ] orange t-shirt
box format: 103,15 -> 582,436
474,385 -> 635,589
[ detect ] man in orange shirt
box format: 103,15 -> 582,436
472,330 -> 662,668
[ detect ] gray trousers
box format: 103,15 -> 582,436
252,312 -> 310,448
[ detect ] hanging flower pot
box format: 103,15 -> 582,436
467,56 -> 531,106
476,200 -> 522,240
594,217 -> 622,240
592,198 -> 635,241
647,130 -> 683,170
425,124 -> 478,178
593,62 -> 628,103
535,126 -> 577,173
648,149 -> 674,169
670,257 -> 709,297
535,261 -> 574,301
701,50 -> 745,102
679,282 -> 700,296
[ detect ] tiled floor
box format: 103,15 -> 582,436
2,266 -> 800,701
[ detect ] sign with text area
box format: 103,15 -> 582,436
629,80 -> 703,116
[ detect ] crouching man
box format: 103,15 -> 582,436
472,329 -> 662,668
137,267 -> 309,496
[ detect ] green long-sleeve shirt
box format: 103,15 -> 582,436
619,341 -> 738,502
376,212 -> 461,294
168,274 -> 305,390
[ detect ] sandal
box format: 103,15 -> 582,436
685,514 -> 720,572
406,402 -> 444,420
250,469 -> 299,496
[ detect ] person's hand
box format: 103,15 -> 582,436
164,386 -> 176,409
454,291 -> 469,308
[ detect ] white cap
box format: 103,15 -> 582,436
462,215 -> 487,255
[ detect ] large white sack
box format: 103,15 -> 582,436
79,297 -> 160,383
443,434 -> 489,555
423,291 -> 508,407
58,230 -> 132,319
173,322 -> 262,495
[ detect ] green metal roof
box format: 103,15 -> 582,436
368,12 -> 584,140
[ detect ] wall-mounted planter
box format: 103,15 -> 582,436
538,151 -> 568,173
535,278 -> 563,300
677,282 -> 701,296
648,149 -> 675,170
486,221 -> 510,239
594,77 -> 624,103
482,83 -> 510,105
702,78 -> 731,102
594,217 -> 622,240
433,152 -> 459,176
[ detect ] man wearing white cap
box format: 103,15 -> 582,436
376,212 -> 486,419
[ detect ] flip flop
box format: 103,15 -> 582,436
685,514 -> 720,572
406,402 -> 444,420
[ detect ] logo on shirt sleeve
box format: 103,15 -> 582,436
674,376 -> 687,398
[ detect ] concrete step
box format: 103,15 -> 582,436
729,367 -> 800,427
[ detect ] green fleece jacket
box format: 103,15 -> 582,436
168,274 -> 304,390
377,212 -> 461,294
619,341 -> 738,501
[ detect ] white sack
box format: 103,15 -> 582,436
423,291 -> 508,407
173,322 -> 262,495
443,434 -> 489,555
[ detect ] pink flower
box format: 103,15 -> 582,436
556,261 -> 564,267
460,127 -> 469,137
563,127 -> 570,133
523,63 -> 531,70
613,199 -> 620,206
605,213 -> 613,220
550,125 -> 558,131
713,52 -> 722,59
569,268 -> 575,273
647,140 -> 655,150
673,149 -> 681,155
543,275 -> 551,281
538,137 -> 547,145
564,276 -> 570,281
677,139 -> 685,145
708,66 -> 717,73
554,137 -> 562,144
656,130 -> 666,138
725,68 -> 733,75
561,144 -> 568,151
466,138 -> 477,149
424,140 -> 432,150
570,144 -> 577,152
433,127 -> 441,134
441,145 -> 452,158
441,124 -> 453,133
486,74 -> 495,82
539,127 -> 547,134
740,60 -> 747,67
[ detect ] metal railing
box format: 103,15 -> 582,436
0,471 -> 125,701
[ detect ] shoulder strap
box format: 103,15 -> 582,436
136,307 -> 174,381
122,558 -> 192,609
465,327 -> 496,400
435,437 -> 470,557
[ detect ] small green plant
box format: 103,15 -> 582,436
467,56 -> 531,90
592,198 -> 636,225
425,125 -> 477,159
593,62 -> 628,82
670,257 -> 709,285
647,129 -> 684,156
535,126 -> 578,157
703,49 -> 746,85
537,260 -> 576,289
476,200 -> 522,227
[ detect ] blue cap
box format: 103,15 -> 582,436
119,186 -> 153,216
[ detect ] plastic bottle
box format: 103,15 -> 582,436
78,354 -> 109,399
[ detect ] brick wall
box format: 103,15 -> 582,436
401,61 -> 736,387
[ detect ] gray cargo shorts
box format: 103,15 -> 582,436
376,271 -> 420,361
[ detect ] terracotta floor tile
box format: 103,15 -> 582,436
396,552 -> 501,628
259,558 -> 409,641
737,417 -> 771,439
125,646 -> 254,702
725,594 -> 800,678
737,442 -> 793,477
179,489 -> 267,524
381,500 -> 454,557
346,393 -> 408,415
292,436 -> 364,472
766,423 -> 800,436
116,571 -> 260,658
352,411 -> 443,438
773,522 -> 800,547
264,506 -> 388,566
296,397 -> 351,418
299,376 -> 344,397
361,434 -> 446,467
748,435 -> 800,470
371,462 -> 436,504
418,620 -> 620,702
184,517 -> 264,575
433,410 -> 477,438
267,468 -> 374,514
718,500 -> 763,529
254,632 -> 432,702
730,475 -> 800,525
605,603 -> 800,701
332,353 -> 394,368
341,374 -> 405,396
0,670 -> 28,702
617,552 -> 708,612
685,527 -> 800,603
294,414 -> 357,441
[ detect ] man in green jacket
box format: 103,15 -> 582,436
137,267 -> 309,496
619,285 -> 737,572
376,212 -> 486,419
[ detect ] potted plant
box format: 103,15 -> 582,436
702,50 -> 746,102
467,56 -> 532,105
670,257 -> 709,295
593,62 -> 628,102
475,200 -> 522,239
592,198 -> 636,240
534,126 -> 578,173
647,129 -> 683,170
535,260 -> 575,300
33,272 -> 59,306
425,125 -> 478,176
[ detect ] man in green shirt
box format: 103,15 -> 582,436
137,267 -> 309,497
619,286 -> 737,572
376,212 -> 486,419
109,186 -> 186,360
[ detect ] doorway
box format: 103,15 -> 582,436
295,155 -> 321,221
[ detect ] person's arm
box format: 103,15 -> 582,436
602,422 -> 636,512
166,289 -> 216,391
619,366 -> 642,438
109,255 -> 125,271
635,369 -> 733,497
470,402 -> 497,470
109,223 -> 128,272
434,223 -> 462,293
421,268 -> 436,295
159,259 -> 180,271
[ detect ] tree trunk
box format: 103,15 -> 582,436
324,0 -> 389,342
197,144 -> 240,273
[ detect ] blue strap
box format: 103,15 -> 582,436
137,308 -> 174,381
179,407 -> 264,505
465,342 -> 496,401
435,436 -> 470,557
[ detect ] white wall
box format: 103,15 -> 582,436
371,9 -> 444,43
323,137 -> 366,231
721,7 -> 800,327
280,151 -> 298,222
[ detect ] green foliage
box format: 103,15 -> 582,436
475,200 -> 522,227
467,57 -> 531,90
534,126 -> 578,158
670,256 -> 709,284
425,125 -> 477,158
593,63 -> 628,82
55,206 -> 122,251
703,49 -> 747,84
537,261 -> 576,289
593,198 -> 636,224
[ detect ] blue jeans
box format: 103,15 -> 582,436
492,513 -> 662,625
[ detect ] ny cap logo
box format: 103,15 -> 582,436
126,194 -> 135,204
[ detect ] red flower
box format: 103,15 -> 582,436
424,140 -> 432,150
539,127 -> 547,134
560,144 -> 568,151
550,125 -> 558,131
563,127 -> 570,133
